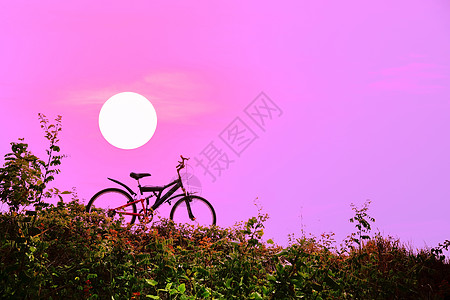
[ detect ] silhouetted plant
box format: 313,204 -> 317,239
0,114 -> 67,212
348,199 -> 375,253
35,113 -> 67,205
431,239 -> 450,262
0,140 -> 44,212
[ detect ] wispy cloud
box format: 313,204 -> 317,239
142,71 -> 218,122
62,89 -> 115,106
369,56 -> 449,94
61,70 -> 218,123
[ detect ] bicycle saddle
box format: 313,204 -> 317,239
130,172 -> 151,180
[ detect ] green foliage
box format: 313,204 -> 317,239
1,200 -> 449,299
349,199 -> 375,233
347,199 -> 376,253
0,114 -> 66,212
36,113 -> 66,203
1,116 -> 449,299
0,140 -> 44,211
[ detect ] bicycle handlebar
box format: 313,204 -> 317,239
176,156 -> 190,195
176,155 -> 189,171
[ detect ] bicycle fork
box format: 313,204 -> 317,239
184,195 -> 196,222
178,176 -> 196,222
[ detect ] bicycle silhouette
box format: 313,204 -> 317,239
86,156 -> 216,226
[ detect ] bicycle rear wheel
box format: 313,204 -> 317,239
86,188 -> 137,225
170,195 -> 216,227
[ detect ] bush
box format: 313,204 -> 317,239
0,114 -> 66,212
1,199 -> 449,299
1,115 -> 449,299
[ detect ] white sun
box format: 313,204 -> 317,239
99,92 -> 157,150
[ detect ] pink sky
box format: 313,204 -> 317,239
1,0 -> 450,250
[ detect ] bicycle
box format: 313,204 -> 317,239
86,156 -> 216,226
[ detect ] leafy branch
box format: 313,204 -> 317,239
348,199 -> 375,253
0,114 -> 68,212
36,113 -> 66,205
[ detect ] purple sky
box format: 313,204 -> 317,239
1,1 -> 450,250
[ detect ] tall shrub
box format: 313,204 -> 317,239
0,114 -> 66,212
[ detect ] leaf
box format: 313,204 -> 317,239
178,283 -> 186,293
145,279 -> 158,286
146,296 -> 160,299
225,278 -> 232,289
200,289 -> 211,298
267,239 -> 274,244
275,250 -> 288,257
250,291 -> 263,299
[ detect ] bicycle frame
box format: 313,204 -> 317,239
107,177 -> 192,220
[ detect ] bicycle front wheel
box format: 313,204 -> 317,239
170,195 -> 216,227
86,188 -> 137,225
